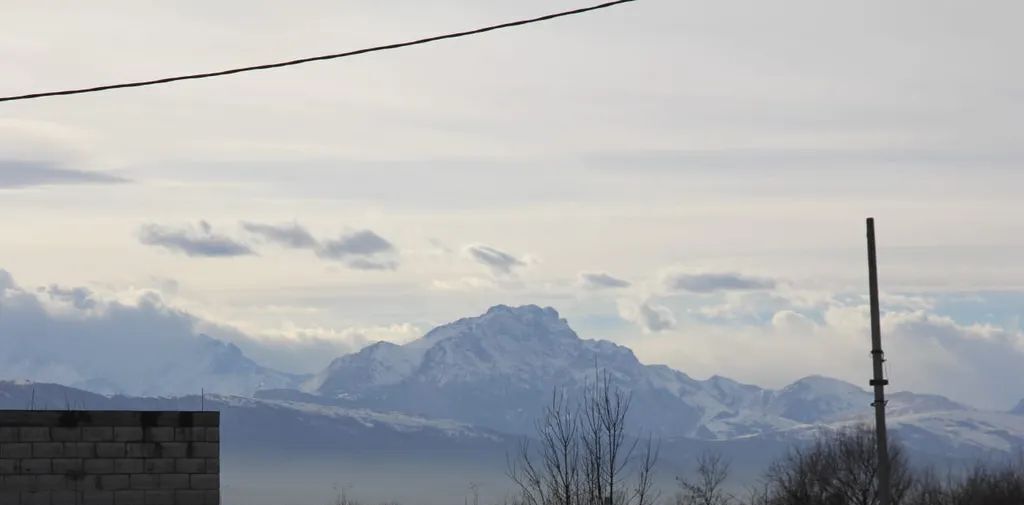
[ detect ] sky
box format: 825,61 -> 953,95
1,0 -> 1023,409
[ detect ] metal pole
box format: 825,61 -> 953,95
867,217 -> 891,505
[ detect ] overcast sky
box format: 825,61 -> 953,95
2,0 -> 1023,409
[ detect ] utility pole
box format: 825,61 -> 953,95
866,217 -> 891,505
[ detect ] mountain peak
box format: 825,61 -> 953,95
785,375 -> 864,393
413,304 -> 575,350
484,304 -> 560,319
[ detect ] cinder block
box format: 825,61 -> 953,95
21,490 -> 51,505
4,474 -> 38,491
144,490 -> 175,505
114,458 -> 144,474
38,473 -> 72,489
0,442 -> 32,458
204,490 -> 220,505
189,474 -> 217,490
63,442 -> 96,458
175,490 -> 205,503
130,473 -> 160,490
0,491 -> 19,504
21,458 -> 52,474
84,459 -> 114,474
138,413 -> 182,427
189,443 -> 218,459
51,427 -> 81,442
0,459 -> 17,474
174,459 -> 204,474
90,412 -> 142,427
33,441 -> 64,457
114,427 -> 144,442
99,474 -> 130,491
143,458 -> 174,474
19,427 -> 50,442
81,490 -> 115,505
156,443 -> 186,458
191,412 -> 219,427
0,412 -> 61,427
1,410 -> 219,501
174,427 -> 202,441
52,490 -> 80,505
83,427 -> 114,442
53,458 -> 84,474
114,489 -> 145,505
125,443 -> 158,458
75,474 -> 102,491
144,427 -> 174,442
96,443 -> 126,458
158,474 -> 188,490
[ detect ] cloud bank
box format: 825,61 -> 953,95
0,269 -> 412,395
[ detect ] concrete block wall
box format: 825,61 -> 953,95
0,411 -> 219,505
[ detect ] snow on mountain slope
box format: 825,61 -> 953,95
304,341 -> 418,395
312,305 -> 708,435
765,375 -> 873,423
309,305 -> 998,443
776,407 -> 1024,457
0,380 -> 501,445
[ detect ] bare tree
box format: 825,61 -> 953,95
633,436 -> 661,505
905,454 -> 1024,505
509,390 -> 582,505
509,369 -> 661,505
583,370 -> 637,505
677,452 -> 733,505
759,425 -> 913,505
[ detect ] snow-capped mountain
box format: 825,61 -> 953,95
20,332 -> 306,398
305,305 -> 1006,448
308,305 -> 712,436
5,303 -> 1022,469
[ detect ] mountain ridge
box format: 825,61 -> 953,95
3,303 -> 1019,456
305,304 -> 993,442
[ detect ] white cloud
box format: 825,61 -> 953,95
430,276 -> 498,292
770,310 -> 817,335
3,0 -> 1024,413
618,299 -> 676,333
0,269 -> 412,393
627,294 -> 1024,410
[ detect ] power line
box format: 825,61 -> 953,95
0,0 -> 637,104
